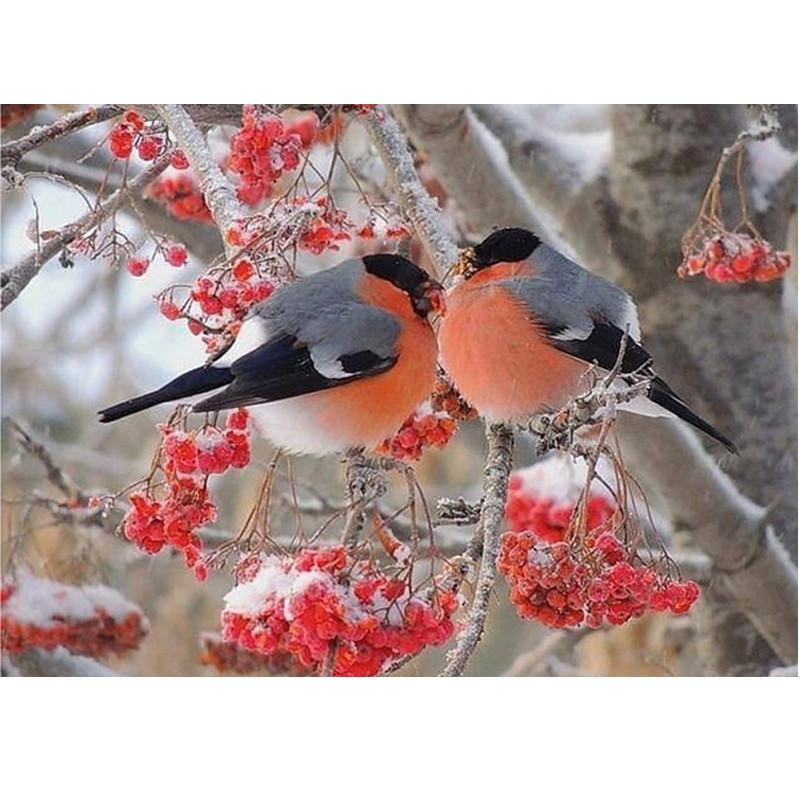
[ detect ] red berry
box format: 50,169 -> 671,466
137,135 -> 161,161
170,149 -> 190,170
109,125 -> 134,159
165,244 -> 188,267
126,257 -> 149,277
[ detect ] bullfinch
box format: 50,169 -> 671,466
99,254 -> 445,455
438,227 -> 738,454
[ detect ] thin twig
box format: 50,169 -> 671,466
1,154 -> 171,310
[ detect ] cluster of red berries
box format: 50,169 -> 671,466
224,196 -> 357,268
121,409 -> 252,580
147,171 -> 213,224
678,232 -> 791,283
506,467 -> 617,545
378,402 -> 458,461
109,109 -> 163,161
1,574 -> 148,658
499,530 -> 700,630
199,632 -> 311,676
222,546 -> 458,676
158,258 -> 274,354
430,377 -> 478,422
298,196 -> 353,254
228,106 -> 317,206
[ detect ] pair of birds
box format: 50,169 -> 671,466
99,227 -> 737,455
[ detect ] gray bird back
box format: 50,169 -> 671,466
252,259 -> 401,361
500,244 -> 639,339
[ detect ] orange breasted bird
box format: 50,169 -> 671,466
99,254 -> 445,455
438,227 -> 737,454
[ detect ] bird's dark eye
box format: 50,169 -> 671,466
472,227 -> 540,268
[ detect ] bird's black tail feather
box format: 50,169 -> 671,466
98,365 -> 233,423
648,376 -> 739,455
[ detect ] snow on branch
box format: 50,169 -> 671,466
154,104 -> 246,257
440,423 -> 514,676
364,106 -> 459,277
0,153 -> 171,310
11,647 -> 118,677
1,104 -> 124,174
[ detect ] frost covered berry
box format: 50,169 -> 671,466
109,124 -> 134,159
222,547 -> 458,676
137,135 -> 161,161
678,232 -> 791,284
165,243 -> 188,267
378,403 -> 458,461
126,257 -> 149,277
170,149 -> 190,170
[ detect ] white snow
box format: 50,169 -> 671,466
513,452 -> 614,504
747,138 -> 797,213
3,571 -> 145,627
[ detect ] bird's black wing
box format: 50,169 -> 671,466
546,320 -> 655,377
546,321 -> 738,454
192,335 -> 395,413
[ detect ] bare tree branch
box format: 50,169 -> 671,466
393,104 -> 565,249
364,106 -> 459,277
1,104 -> 124,171
1,154 -> 171,310
440,422 -> 514,676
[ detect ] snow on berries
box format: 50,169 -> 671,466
678,231 -> 791,284
506,455 -> 617,544
221,547 -> 458,676
378,401 -> 458,461
1,572 -> 148,658
121,410 -> 253,579
499,454 -> 700,629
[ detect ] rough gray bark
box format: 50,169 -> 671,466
399,103 -> 798,672
154,104 -> 246,258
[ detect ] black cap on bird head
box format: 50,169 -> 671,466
462,227 -> 541,274
362,253 -> 445,318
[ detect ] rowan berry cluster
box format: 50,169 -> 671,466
377,402 -> 458,461
228,106 -> 317,205
506,461 -> 617,544
222,546 -> 458,676
430,377 -> 478,422
158,258 -> 274,354
147,171 -> 213,224
678,232 -> 791,283
121,409 -> 253,580
499,530 -> 700,630
108,109 -> 166,161
1,573 -> 148,658
199,632 -> 311,676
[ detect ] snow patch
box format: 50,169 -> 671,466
748,138 -> 797,213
